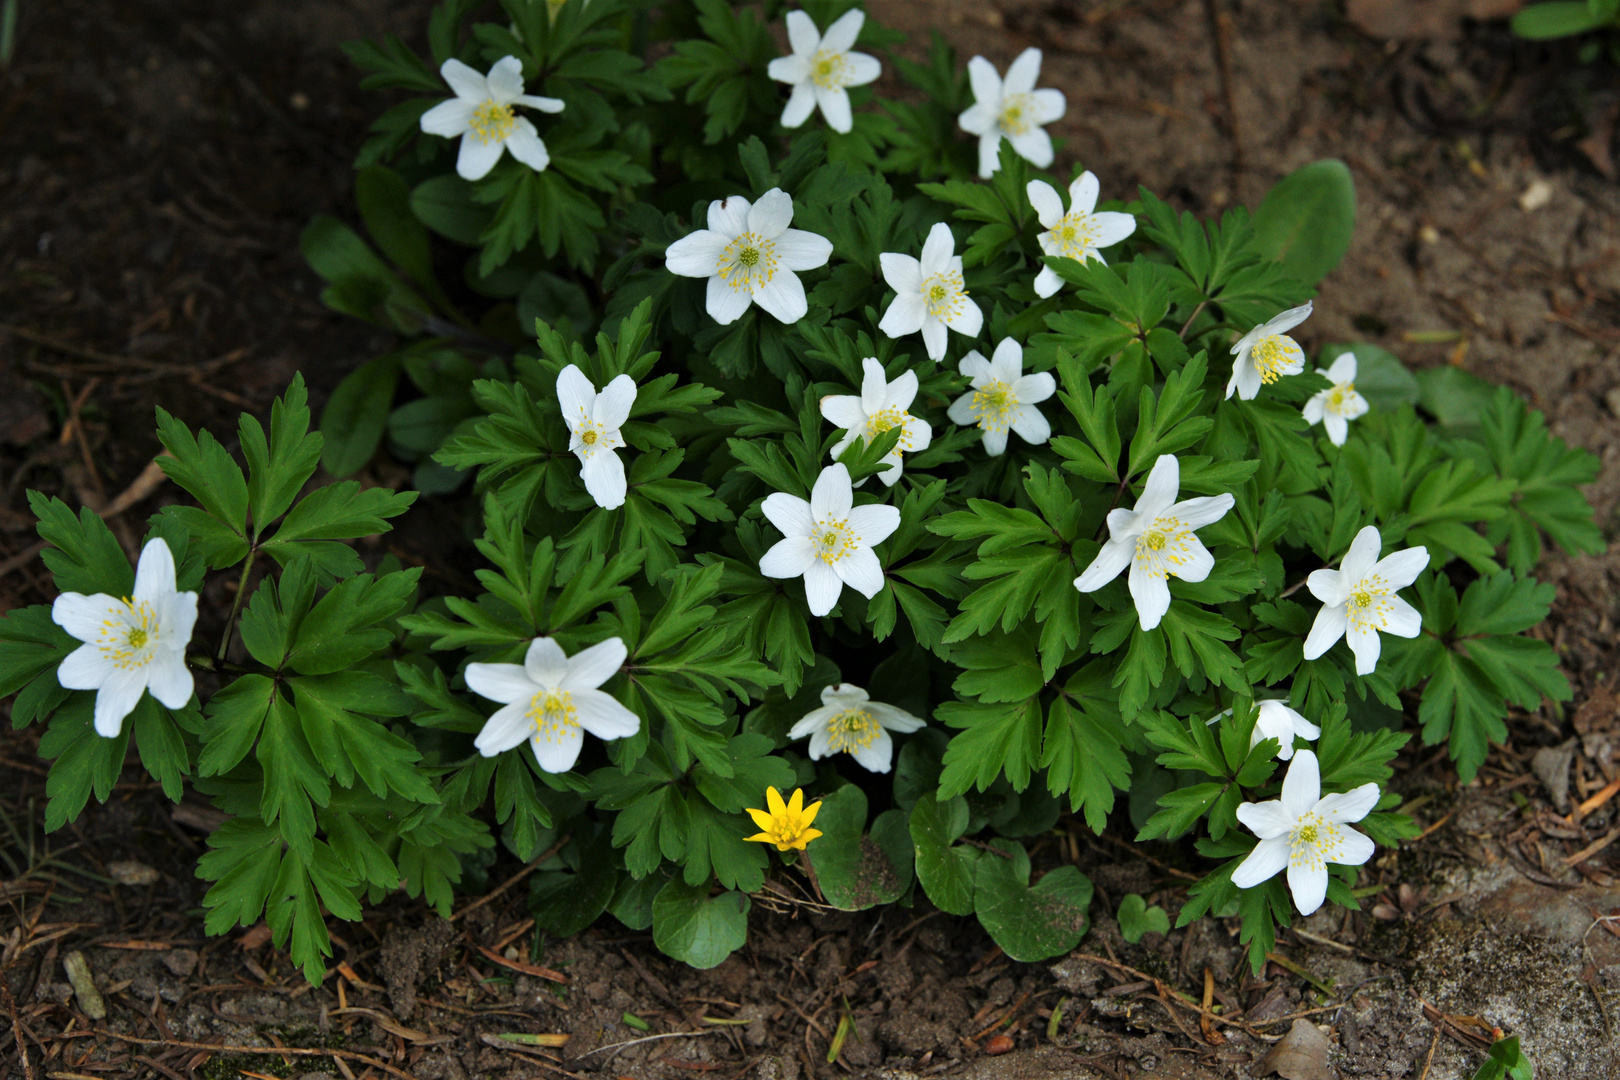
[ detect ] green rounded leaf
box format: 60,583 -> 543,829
410,175 -> 494,246
812,785 -> 909,911
1512,1 -> 1610,38
320,354 -> 402,477
1116,893 -> 1170,944
973,839 -> 1093,962
529,828 -> 620,939
1414,366 -> 1497,433
1252,159 -> 1356,286
651,878 -> 749,969
909,794 -> 977,915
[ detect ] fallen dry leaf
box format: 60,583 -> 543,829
1255,1018 -> 1336,1080
1346,0 -> 1522,40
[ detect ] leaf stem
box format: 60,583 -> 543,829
1177,300 -> 1209,339
217,548 -> 257,662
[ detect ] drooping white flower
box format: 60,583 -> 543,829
789,683 -> 925,774
419,56 -> 564,181
946,338 -> 1055,456
1226,302 -> 1312,401
759,463 -> 901,617
821,358 -> 932,487
1073,454 -> 1234,631
466,636 -> 639,773
1026,172 -> 1137,298
558,364 -> 635,510
1302,526 -> 1428,676
1208,700 -> 1322,762
1302,353 -> 1370,447
664,188 -> 833,326
878,223 -> 984,362
957,48 -> 1066,179
52,538 -> 198,737
767,9 -> 881,134
1230,749 -> 1379,916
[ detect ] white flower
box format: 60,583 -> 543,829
789,683 -> 925,773
664,188 -> 833,326
759,463 -> 901,617
1208,700 -> 1322,762
52,538 -> 198,737
1302,353 -> 1370,447
1073,454 -> 1234,631
1230,749 -> 1379,916
1226,302 -> 1312,401
1026,172 -> 1137,298
558,364 -> 635,510
945,338 -> 1055,456
466,636 -> 639,773
419,56 -> 564,181
1302,526 -> 1428,676
767,9 -> 881,134
957,48 -> 1066,179
821,358 -> 933,487
878,223 -> 984,362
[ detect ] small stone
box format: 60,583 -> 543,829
160,948 -> 199,978
1519,179 -> 1554,212
984,1034 -> 1014,1055
108,860 -> 160,886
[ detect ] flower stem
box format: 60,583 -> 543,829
216,549 -> 257,662
798,848 -> 825,904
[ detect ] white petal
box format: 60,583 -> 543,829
868,702 -> 925,733
708,195 -> 752,238
769,54 -> 811,87
561,638 -> 627,692
706,275 -> 754,325
485,56 -> 526,102
1003,48 -> 1043,95
1302,604 -> 1347,660
775,228 -> 833,271
811,463 -> 854,522
52,592 -> 123,644
1281,749 -> 1321,821
849,728 -> 895,773
1026,180 -> 1064,228
1091,210 -> 1137,248
581,449 -> 627,509
844,52 -> 882,87
1317,783 -> 1382,826
1068,171 -> 1100,215
748,188 -> 794,240
664,230 -> 727,277
133,538 -> 178,602
815,84 -> 853,133
1074,538 -> 1133,593
1008,127 -> 1054,168
1010,405 -> 1050,446
821,394 -> 867,431
834,547 -> 885,598
1171,537 -> 1214,583
1127,564 -> 1172,630
514,93 -> 565,113
1030,87 -> 1065,124
1287,861 -> 1330,916
464,662 -> 538,705
1230,358 -> 1262,401
1327,827 -> 1375,868
595,374 -> 637,430
1383,596 -> 1423,639
1015,371 -> 1056,405
920,318 -> 949,361
57,642 -> 113,690
988,337 -> 1022,379
474,699 -> 533,756
160,591 -> 199,652
1345,621 -> 1383,675
789,706 -> 836,741
456,135 -> 505,180
785,9 -> 821,56
440,58 -> 488,100
957,102 -> 996,136
503,119 -> 550,172
880,293 -> 926,339
525,637 -> 570,688
822,683 -> 870,708
982,426 -> 1009,456
1324,353 -> 1357,383
1235,799 -> 1295,840
146,653 -> 194,709
530,725 -> 585,773
902,414 -> 931,451
1302,394 -> 1327,425
847,504 -> 901,547
1370,547 -> 1430,591
966,55 -> 1002,107
556,364 -> 596,430
1168,493 -> 1234,530
947,391 -> 977,427
807,725 -> 831,760
760,537 -> 817,579
1264,301 -> 1314,336
860,358 -> 890,413
1323,413 -> 1347,446
1136,455 -> 1181,519
572,687 -> 640,740
977,132 -> 1002,179
919,222 -> 955,277
1306,567 -> 1349,607
803,560 -> 844,616
946,298 -> 984,339
752,268 -> 808,324
1341,526 -> 1384,582
821,8 -> 864,53
1230,835 -> 1290,888
1033,265 -> 1063,298
762,492 -> 814,538
421,97 -> 476,137
879,252 -> 922,295
93,667 -> 147,738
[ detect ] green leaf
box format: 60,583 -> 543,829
811,786 -> 908,912
936,696 -> 1044,798
1116,893 -> 1171,943
0,604 -> 78,725
285,570 -> 421,675
973,839 -> 1093,962
154,408 -> 251,537
240,374 -> 323,533
529,825 -> 620,938
411,175 -> 494,245
1513,1 -> 1611,37
198,674 -> 277,777
39,697 -> 129,831
1040,673 -> 1131,833
1472,1035 -> 1535,1080
256,693 -> 329,856
198,816 -> 284,935
1415,366 -> 1497,433
268,482 -> 418,546
355,165 -> 440,301
320,354 -> 403,478
1251,159 -> 1355,286
650,877 -> 749,969
909,795 -> 977,915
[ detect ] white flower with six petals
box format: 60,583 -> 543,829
789,683 -> 926,773
957,48 -> 1065,179
419,56 -> 564,181
759,463 -> 901,617
1230,749 -> 1380,916
1026,171 -> 1138,298
52,538 -> 198,737
767,9 -> 882,134
664,188 -> 833,326
1302,526 -> 1428,676
945,338 -> 1054,456
557,364 -> 635,511
878,223 -> 983,362
821,358 -> 933,488
1302,353 -> 1370,447
1072,454 -> 1234,631
1226,302 -> 1312,401
466,636 -> 640,773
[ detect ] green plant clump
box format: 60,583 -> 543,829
1,0 -> 1601,981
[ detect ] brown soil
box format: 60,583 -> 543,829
3,2 -> 1620,1079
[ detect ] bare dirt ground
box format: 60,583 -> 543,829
2,1 -> 1619,1078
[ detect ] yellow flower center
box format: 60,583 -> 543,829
1351,588 -> 1372,608
1132,515 -> 1196,580
527,689 -> 579,746
810,49 -> 851,89
970,379 -> 1019,433
1144,531 -> 1167,551
1251,334 -> 1300,384
1288,810 -> 1346,871
999,92 -> 1035,135
1345,575 -> 1395,632
921,270 -> 967,321
1298,823 -> 1318,845
718,231 -> 778,293
1049,212 -> 1101,258
469,99 -> 517,145
127,627 -> 148,649
826,708 -> 881,755
581,430 -> 598,445
738,246 -> 760,267
812,519 -> 858,563
865,407 -> 915,457
94,597 -> 160,670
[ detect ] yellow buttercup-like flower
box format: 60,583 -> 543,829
745,787 -> 823,851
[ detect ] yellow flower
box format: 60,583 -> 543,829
744,787 -> 823,851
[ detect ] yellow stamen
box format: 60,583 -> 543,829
527,688 -> 579,746
745,787 -> 824,851
826,708 -> 881,755
1251,335 -> 1299,384
970,380 -> 1018,433
469,99 -> 516,145
810,50 -> 851,90
812,519 -> 859,564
